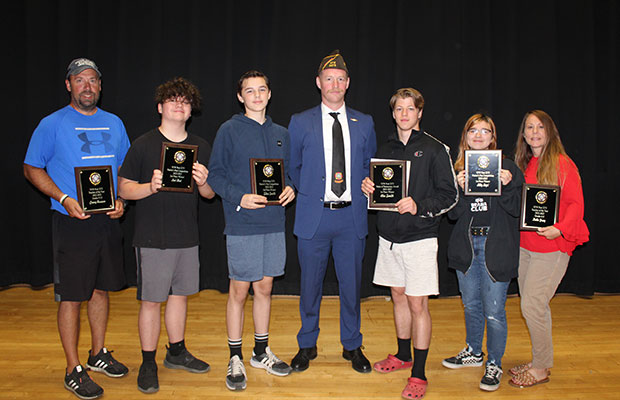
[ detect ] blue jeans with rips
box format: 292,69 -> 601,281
456,235 -> 510,367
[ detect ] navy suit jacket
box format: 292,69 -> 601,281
288,105 -> 377,240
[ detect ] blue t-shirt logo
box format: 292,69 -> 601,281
78,131 -> 115,153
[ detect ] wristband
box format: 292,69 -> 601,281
59,194 -> 69,205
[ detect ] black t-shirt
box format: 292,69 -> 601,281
119,128 -> 211,248
469,195 -> 491,227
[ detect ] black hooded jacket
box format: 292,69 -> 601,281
446,158 -> 524,282
376,130 -> 458,243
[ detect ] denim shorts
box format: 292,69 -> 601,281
226,232 -> 286,282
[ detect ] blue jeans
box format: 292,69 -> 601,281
456,235 -> 509,367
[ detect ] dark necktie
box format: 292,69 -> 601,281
330,112 -> 346,197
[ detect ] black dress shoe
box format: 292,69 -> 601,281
343,347 -> 371,373
291,346 -> 317,372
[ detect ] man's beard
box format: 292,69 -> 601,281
75,91 -> 99,111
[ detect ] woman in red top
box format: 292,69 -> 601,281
509,110 -> 589,388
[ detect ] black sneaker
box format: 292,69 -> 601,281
137,362 -> 159,394
442,346 -> 484,369
163,346 -> 210,373
225,355 -> 247,391
480,363 -> 503,391
86,347 -> 129,377
64,365 -> 104,400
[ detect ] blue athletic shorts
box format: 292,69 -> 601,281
226,232 -> 286,282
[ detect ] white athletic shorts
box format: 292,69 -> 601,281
373,236 -> 439,297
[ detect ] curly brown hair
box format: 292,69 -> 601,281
155,77 -> 202,111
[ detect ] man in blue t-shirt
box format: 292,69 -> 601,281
24,58 -> 130,400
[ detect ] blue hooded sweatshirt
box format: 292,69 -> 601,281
207,113 -> 290,235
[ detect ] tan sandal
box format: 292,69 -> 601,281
508,363 -> 531,377
508,370 -> 550,388
509,363 -> 550,377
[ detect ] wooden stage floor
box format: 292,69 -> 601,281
0,286 -> 618,399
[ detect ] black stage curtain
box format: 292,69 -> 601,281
5,0 -> 619,297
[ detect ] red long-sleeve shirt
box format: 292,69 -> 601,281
520,155 -> 589,255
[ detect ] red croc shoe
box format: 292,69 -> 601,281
401,377 -> 427,399
373,354 -> 413,373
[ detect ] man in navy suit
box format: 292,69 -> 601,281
288,50 -> 377,373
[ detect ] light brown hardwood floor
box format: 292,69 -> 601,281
0,287 -> 618,399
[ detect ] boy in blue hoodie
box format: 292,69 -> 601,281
207,70 -> 295,391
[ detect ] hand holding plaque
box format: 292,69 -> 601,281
74,165 -> 116,214
159,142 -> 198,192
250,158 -> 285,205
465,150 -> 502,196
368,158 -> 410,211
520,184 -> 560,231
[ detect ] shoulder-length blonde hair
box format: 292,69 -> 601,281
514,110 -> 568,185
453,113 -> 498,172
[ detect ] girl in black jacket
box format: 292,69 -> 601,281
441,114 -> 524,391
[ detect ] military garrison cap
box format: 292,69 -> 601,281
318,49 -> 348,74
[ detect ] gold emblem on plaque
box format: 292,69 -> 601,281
89,172 -> 102,186
382,167 -> 395,180
173,150 -> 187,164
263,164 -> 274,177
535,191 -> 548,204
477,155 -> 490,169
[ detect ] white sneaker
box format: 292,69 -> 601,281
250,346 -> 292,376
